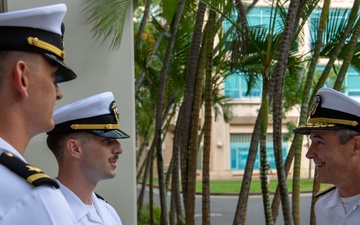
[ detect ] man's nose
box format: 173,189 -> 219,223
56,85 -> 63,100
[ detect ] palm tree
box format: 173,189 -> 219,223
223,0 -> 316,222
135,0 -> 196,222
178,1 -> 207,212
201,2 -> 217,223
270,0 -> 303,223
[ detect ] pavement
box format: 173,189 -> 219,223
138,185 -> 313,225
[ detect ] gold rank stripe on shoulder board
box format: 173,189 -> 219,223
316,185 -> 336,198
0,151 -> 59,188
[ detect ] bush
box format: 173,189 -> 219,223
138,203 -> 187,225
138,204 -> 161,225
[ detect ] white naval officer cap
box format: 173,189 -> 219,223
47,92 -> 130,139
0,4 -> 76,83
294,87 -> 360,134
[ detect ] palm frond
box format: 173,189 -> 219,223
82,0 -> 130,50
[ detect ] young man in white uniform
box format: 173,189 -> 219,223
0,4 -> 77,224
47,92 -> 129,224
294,88 -> 360,225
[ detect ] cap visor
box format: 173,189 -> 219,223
43,52 -> 77,83
293,123 -> 344,134
89,130 -> 130,139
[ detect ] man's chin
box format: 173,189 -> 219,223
40,121 -> 55,134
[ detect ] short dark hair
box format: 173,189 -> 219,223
336,129 -> 360,145
47,132 -> 90,165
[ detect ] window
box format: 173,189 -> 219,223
222,7 -> 282,99
223,7 -> 283,46
230,133 -> 288,170
316,65 -> 360,97
224,73 -> 262,99
247,7 -> 283,30
345,67 -> 360,97
309,8 -> 351,48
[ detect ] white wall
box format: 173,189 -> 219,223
8,1 -> 136,224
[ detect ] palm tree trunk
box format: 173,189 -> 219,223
137,142 -> 155,222
165,158 -> 173,193
180,1 -> 206,209
136,154 -> 146,182
271,0 -> 300,224
185,64 -> 203,224
149,154 -> 155,225
185,4 -> 210,222
202,3 -> 217,224
153,0 -> 188,223
136,122 -> 154,167
271,135 -> 298,223
171,108 -> 185,224
233,109 -> 262,225
134,0 -> 152,48
259,78 -> 273,225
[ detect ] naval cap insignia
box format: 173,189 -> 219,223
311,95 -> 321,115
111,101 -> 119,122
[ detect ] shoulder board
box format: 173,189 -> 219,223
316,185 -> 336,198
0,151 -> 59,189
95,193 -> 108,203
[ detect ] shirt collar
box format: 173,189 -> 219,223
57,180 -> 104,223
325,188 -> 360,209
57,180 -> 88,222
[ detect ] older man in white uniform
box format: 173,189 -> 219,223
294,88 -> 360,225
47,92 -> 129,224
0,4 -> 77,224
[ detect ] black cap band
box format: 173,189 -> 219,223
0,27 -> 63,57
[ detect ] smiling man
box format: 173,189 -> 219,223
294,87 -> 360,225
46,91 -> 130,225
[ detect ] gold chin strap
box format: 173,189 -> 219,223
27,37 -> 65,60
308,117 -> 358,127
71,124 -> 120,130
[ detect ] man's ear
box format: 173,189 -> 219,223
352,136 -> 360,156
12,60 -> 29,98
66,139 -> 82,159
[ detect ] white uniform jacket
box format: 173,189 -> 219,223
0,138 -> 76,225
58,181 -> 123,225
316,188 -> 360,225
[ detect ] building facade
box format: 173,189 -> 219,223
161,0 -> 360,181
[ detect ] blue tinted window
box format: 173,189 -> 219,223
310,8 -> 350,48
224,73 -> 262,99
230,137 -> 288,170
346,67 -> 360,95
315,65 -> 360,97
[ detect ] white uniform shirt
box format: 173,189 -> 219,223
315,188 -> 360,225
0,138 -> 76,225
58,181 -> 123,225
